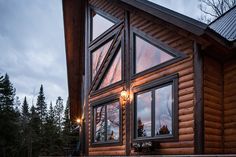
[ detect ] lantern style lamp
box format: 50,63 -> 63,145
76,118 -> 81,125
121,90 -> 129,104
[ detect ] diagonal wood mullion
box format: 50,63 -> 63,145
89,25 -> 123,94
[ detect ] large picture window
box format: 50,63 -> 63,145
135,35 -> 174,74
131,29 -> 186,77
92,99 -> 121,145
133,74 -> 178,141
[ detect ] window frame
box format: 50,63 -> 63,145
89,6 -> 120,45
91,95 -> 123,147
130,27 -> 187,79
90,36 -> 125,97
132,74 -> 179,142
87,6 -> 125,95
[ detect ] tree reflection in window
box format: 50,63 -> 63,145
92,39 -> 113,80
155,85 -> 172,135
92,10 -> 115,40
135,35 -> 174,74
107,102 -> 120,141
93,101 -> 120,143
98,48 -> 121,89
136,91 -> 152,137
94,106 -> 106,142
135,83 -> 173,139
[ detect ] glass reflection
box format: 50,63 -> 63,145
135,36 -> 174,74
155,85 -> 172,135
92,39 -> 113,80
107,102 -> 120,141
136,91 -> 152,137
99,48 -> 121,89
92,11 -> 115,40
94,106 -> 106,142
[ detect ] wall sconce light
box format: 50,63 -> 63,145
76,118 -> 81,125
121,90 -> 129,104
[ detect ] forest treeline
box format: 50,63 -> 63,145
0,73 -> 78,157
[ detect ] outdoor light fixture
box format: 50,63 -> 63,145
76,118 -> 81,125
121,90 -> 129,103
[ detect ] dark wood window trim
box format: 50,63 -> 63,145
90,95 -> 123,147
131,74 -> 179,143
89,27 -> 120,86
130,27 -> 187,79
87,5 -> 125,95
88,5 -> 121,46
90,34 -> 125,97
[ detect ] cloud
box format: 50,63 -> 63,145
0,0 -> 68,106
148,0 -> 202,21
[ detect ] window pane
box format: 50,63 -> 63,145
94,106 -> 106,142
92,39 -> 113,80
99,48 -> 122,89
107,101 -> 120,141
155,85 -> 172,136
136,91 -> 152,137
92,11 -> 115,40
135,36 -> 174,73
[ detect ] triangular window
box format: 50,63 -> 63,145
135,35 -> 175,74
92,39 -> 113,80
92,10 -> 115,40
98,48 -> 122,89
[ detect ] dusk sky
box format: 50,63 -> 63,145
0,0 -> 204,106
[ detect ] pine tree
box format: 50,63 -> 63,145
63,98 -> 71,135
28,105 -> 41,157
41,102 -> 63,156
22,97 -> 29,118
35,85 -> 47,123
0,74 -> 4,110
14,96 -> 21,113
19,97 -> 30,157
54,96 -> 64,132
0,74 -> 20,157
0,74 -> 15,110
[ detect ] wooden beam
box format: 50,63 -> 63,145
62,0 -> 85,121
193,40 -> 204,154
124,10 -> 131,156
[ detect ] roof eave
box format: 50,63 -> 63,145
120,0 -> 208,36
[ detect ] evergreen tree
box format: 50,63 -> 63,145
63,98 -> 71,135
0,74 -> 20,157
19,97 -> 30,157
22,97 -> 29,118
54,96 -> 64,132
35,85 -> 47,123
0,74 -> 15,110
41,102 -> 63,156
14,96 -> 21,114
0,74 -> 4,110
28,105 -> 41,157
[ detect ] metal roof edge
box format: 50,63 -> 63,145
120,0 -> 208,36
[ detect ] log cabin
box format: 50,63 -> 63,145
62,0 -> 236,155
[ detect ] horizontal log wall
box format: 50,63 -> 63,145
203,56 -> 223,154
130,12 -> 195,155
88,0 -> 126,156
224,58 -> 236,154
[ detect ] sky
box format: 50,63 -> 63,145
0,0 -> 203,107
0,0 -> 67,106
148,0 -> 202,21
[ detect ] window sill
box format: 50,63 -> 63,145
91,140 -> 122,147
133,134 -> 178,143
